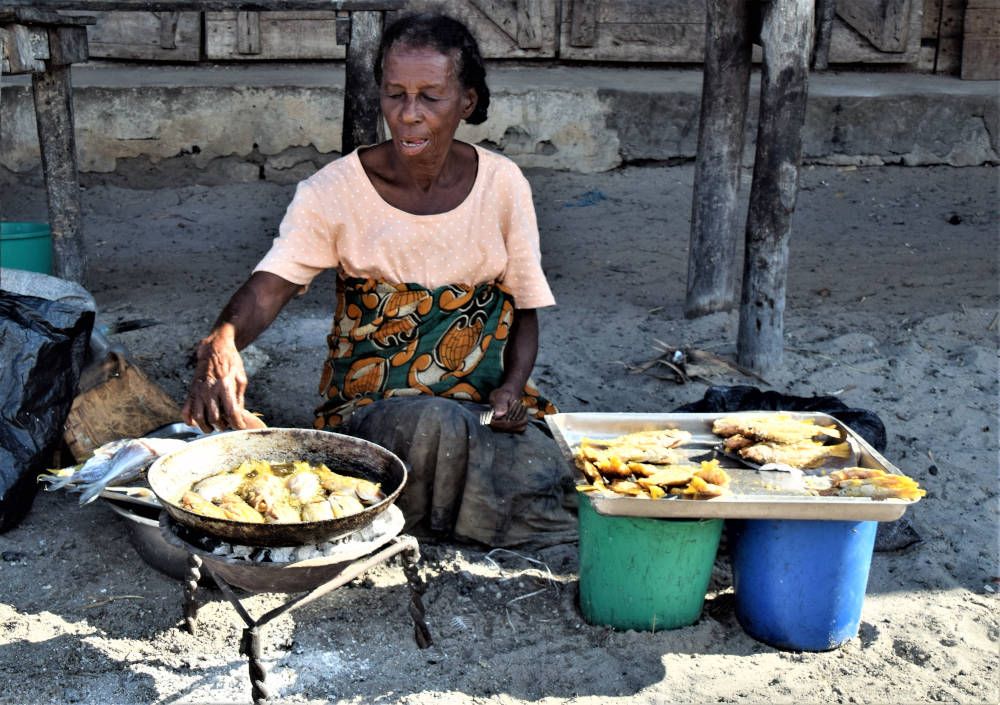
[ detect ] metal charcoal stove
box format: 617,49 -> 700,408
160,506 -> 431,705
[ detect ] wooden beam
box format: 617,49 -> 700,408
3,1 -> 406,11
685,0 -> 753,318
32,63 -> 86,282
812,0 -> 836,69
569,0 -> 598,47
236,10 -> 261,54
737,0 -> 814,375
47,25 -> 90,65
1,24 -> 50,74
342,10 -> 383,154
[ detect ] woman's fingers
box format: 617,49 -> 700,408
184,341 -> 251,432
489,399 -> 528,434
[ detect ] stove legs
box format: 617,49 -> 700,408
401,542 -> 433,649
240,626 -> 270,705
175,534 -> 431,704
183,553 -> 203,634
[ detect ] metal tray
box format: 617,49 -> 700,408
546,411 -> 918,522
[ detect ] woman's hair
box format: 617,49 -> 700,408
375,13 -> 490,125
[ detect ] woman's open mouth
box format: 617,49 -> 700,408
399,137 -> 430,154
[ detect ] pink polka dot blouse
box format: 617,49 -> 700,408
253,144 -> 556,309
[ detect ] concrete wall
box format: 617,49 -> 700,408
2,65 -> 997,185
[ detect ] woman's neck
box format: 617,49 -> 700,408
360,141 -> 478,216
390,142 -> 458,192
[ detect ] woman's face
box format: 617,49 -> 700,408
380,44 -> 477,164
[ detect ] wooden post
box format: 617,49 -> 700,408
342,10 -> 384,154
737,0 -> 814,374
684,0 -> 753,318
812,0 -> 837,70
32,59 -> 85,282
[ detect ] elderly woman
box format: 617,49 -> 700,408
182,13 -> 575,549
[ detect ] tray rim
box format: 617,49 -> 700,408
546,411 -> 916,522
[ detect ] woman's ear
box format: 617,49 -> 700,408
461,87 -> 477,119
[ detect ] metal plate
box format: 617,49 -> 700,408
546,411 -> 917,522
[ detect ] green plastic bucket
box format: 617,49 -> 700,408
1,222 -> 52,274
578,494 -> 723,631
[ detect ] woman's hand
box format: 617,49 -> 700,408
182,326 -> 252,432
181,272 -> 300,432
487,307 -> 538,434
488,385 -> 529,434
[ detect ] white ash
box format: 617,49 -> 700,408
210,509 -> 401,564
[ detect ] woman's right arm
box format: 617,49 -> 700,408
182,271 -> 301,432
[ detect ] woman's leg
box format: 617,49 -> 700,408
345,396 -> 576,548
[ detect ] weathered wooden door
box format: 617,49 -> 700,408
830,0 -> 924,64
205,11 -> 346,60
387,1 -> 558,58
559,0 -> 925,65
79,11 -> 201,62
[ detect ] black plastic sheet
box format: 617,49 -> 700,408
0,291 -> 94,532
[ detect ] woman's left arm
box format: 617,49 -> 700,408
488,308 -> 537,433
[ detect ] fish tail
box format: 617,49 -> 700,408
828,442 -> 852,458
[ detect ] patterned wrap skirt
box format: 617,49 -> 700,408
313,277 -> 576,548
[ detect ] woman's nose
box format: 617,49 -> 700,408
400,95 -> 422,123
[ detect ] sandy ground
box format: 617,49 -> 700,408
1,161 -> 998,705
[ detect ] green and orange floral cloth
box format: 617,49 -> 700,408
314,277 -> 557,429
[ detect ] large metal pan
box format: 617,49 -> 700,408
147,428 -> 407,547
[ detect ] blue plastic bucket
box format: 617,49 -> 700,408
1,222 -> 52,274
578,494 -> 723,631
729,519 -> 877,651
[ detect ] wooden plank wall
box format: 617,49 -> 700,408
962,0 -> 1000,78
204,11 -> 346,60
63,1 -> 996,79
81,10 -> 202,61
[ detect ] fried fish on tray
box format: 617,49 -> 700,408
820,467 -> 926,501
577,428 -> 691,476
712,413 -> 840,445
576,457 -> 730,501
739,440 -> 853,469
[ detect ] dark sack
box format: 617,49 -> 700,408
673,384 -> 886,451
0,290 -> 94,532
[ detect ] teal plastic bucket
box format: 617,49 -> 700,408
1,222 -> 52,274
729,519 -> 878,651
578,494 -> 723,631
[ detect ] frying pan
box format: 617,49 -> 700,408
147,428 -> 407,547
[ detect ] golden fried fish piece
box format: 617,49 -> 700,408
713,413 -> 840,444
607,480 -> 646,496
694,460 -> 731,488
582,428 -> 692,450
740,440 -> 852,469
352,478 -> 385,505
822,467 -> 925,501
680,475 -> 728,498
192,470 -> 248,503
328,494 -> 366,518
635,465 -> 697,488
723,434 -> 754,451
180,490 -> 228,519
285,470 -> 322,503
216,493 -> 265,523
574,456 -> 602,483
300,500 -> 335,522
